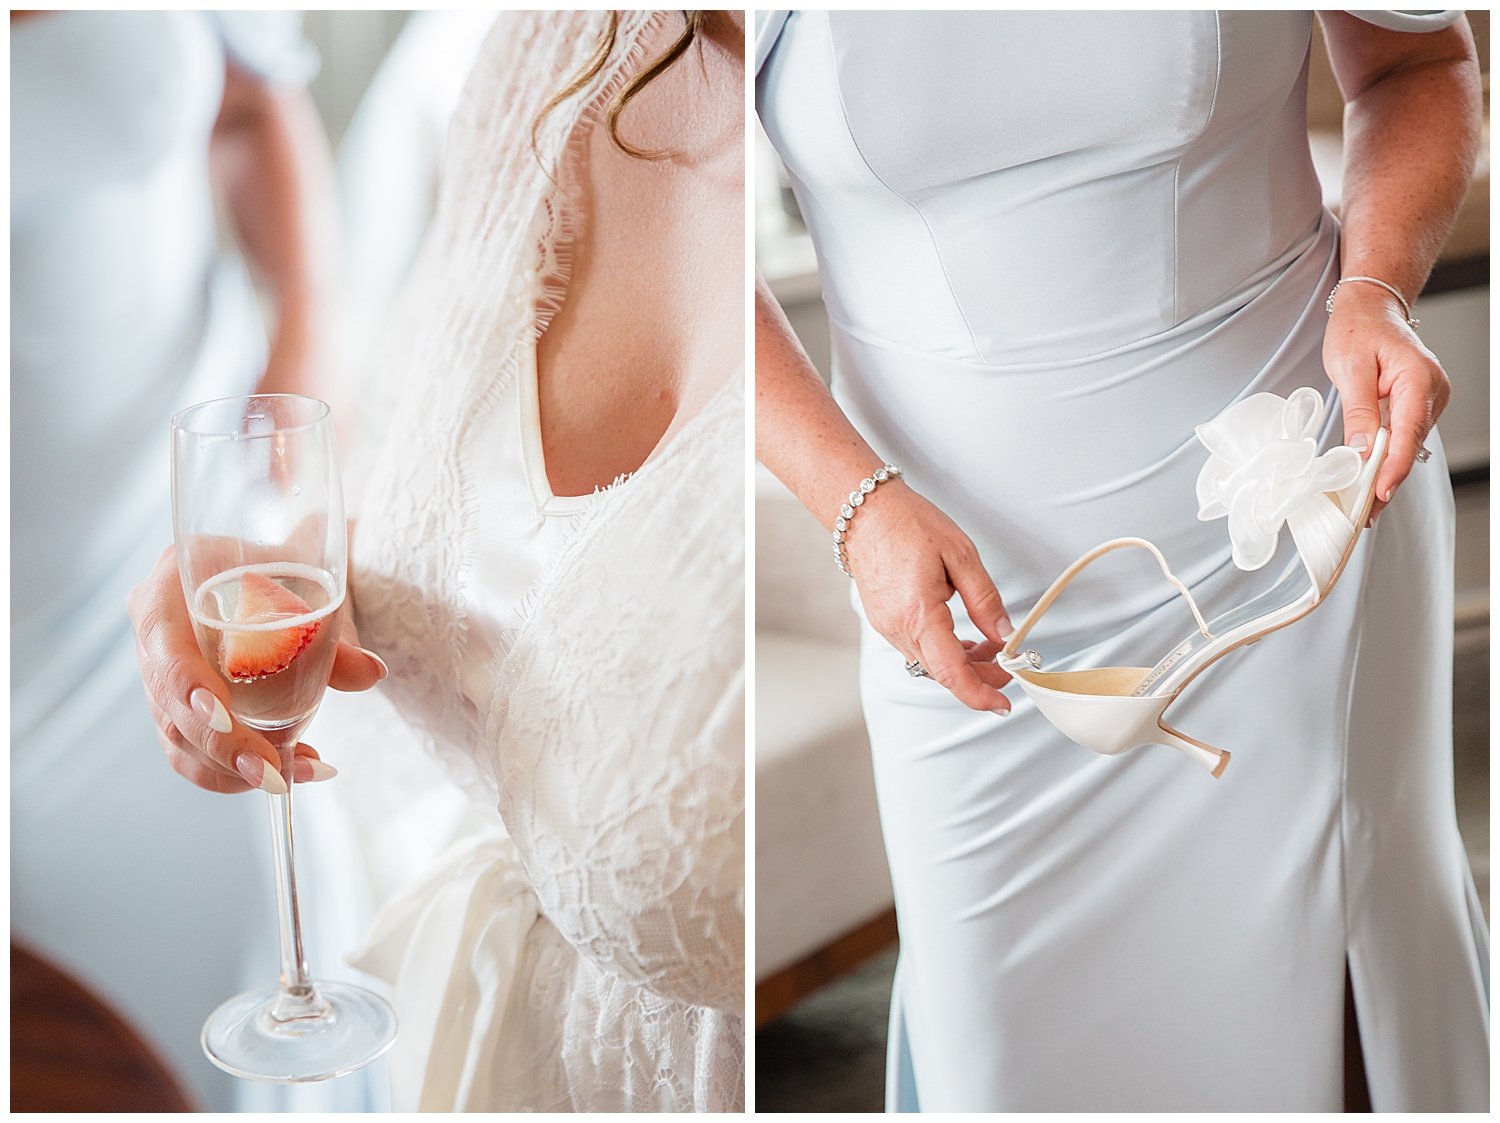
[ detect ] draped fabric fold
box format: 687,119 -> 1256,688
347,829 -> 538,1112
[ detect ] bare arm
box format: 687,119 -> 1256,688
1316,12 -> 1481,513
211,63 -> 338,404
756,275 -> 1013,714
755,274 -> 886,527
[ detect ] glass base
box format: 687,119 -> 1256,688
202,981 -> 397,1083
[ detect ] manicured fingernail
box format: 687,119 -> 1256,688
294,758 -> 338,783
191,688 -> 232,734
357,647 -> 388,681
1347,433 -> 1370,452
1381,487 -> 1393,502
235,753 -> 288,795
997,616 -> 1014,639
993,706 -> 1012,718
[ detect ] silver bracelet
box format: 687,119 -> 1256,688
833,464 -> 902,577
1325,275 -> 1419,331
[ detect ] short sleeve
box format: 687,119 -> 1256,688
755,10 -> 790,76
1344,10 -> 1467,33
208,11 -> 319,88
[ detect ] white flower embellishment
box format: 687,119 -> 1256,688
1195,387 -> 1362,573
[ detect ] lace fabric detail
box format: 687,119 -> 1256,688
352,10 -> 659,789
493,921 -> 745,1112
491,381 -> 746,988
347,11 -> 743,1111
488,380 -> 746,1108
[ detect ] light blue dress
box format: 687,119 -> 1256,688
11,12 -> 380,1111
758,10 -> 1487,1111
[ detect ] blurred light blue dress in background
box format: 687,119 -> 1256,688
11,12 -> 381,1111
758,9 -> 1487,1112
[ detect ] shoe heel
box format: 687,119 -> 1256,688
1156,719 -> 1230,778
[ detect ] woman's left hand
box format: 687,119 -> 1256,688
1323,280 -> 1450,522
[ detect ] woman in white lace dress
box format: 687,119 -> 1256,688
128,11 -> 745,1112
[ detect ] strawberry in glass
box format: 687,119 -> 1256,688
191,563 -> 344,734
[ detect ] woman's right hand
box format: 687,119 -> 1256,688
754,275 -> 1013,713
127,544 -> 388,795
845,480 -> 1015,715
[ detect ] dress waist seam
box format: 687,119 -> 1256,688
827,211 -> 1334,375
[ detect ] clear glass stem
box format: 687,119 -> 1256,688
264,744 -> 328,1025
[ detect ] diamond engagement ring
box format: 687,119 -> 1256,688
905,659 -> 930,679
1415,444 -> 1433,464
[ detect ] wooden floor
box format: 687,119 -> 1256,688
756,909 -> 898,1029
10,943 -> 196,1113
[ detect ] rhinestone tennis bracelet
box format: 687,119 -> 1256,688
833,463 -> 903,577
1326,275 -> 1419,331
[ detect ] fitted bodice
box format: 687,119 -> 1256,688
758,11 -> 1325,364
757,9 -> 1356,657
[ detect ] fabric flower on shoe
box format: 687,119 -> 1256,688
1194,387 -> 1362,572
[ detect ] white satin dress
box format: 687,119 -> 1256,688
757,10 -> 1487,1112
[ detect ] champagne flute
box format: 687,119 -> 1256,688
171,394 -> 396,1082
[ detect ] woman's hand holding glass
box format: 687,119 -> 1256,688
149,394 -> 396,1084
128,543 -> 387,794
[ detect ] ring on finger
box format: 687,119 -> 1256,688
905,659 -> 931,679
1415,443 -> 1432,463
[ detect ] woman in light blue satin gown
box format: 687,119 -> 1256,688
11,12 -> 379,1110
756,10 -> 1486,1112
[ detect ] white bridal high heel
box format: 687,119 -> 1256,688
998,387 -> 1389,778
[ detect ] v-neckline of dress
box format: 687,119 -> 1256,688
517,338 -> 734,518
517,339 -> 597,517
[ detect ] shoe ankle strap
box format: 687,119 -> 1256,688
1001,538 -> 1213,666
